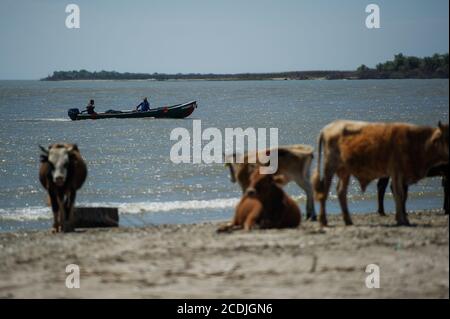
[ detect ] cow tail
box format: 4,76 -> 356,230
312,131 -> 325,200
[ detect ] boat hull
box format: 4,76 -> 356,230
68,101 -> 197,121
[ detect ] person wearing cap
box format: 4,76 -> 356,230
136,97 -> 150,112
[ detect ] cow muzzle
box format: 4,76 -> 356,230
54,176 -> 65,187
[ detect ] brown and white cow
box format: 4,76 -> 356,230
224,144 -> 316,220
377,163 -> 448,215
39,143 -> 87,233
312,120 -> 449,226
217,170 -> 301,232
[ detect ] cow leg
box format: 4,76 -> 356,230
64,191 -> 76,232
295,178 -> 317,221
217,222 -> 242,233
244,208 -> 262,231
217,210 -> 244,233
443,176 -> 449,215
376,177 -> 389,216
49,193 -> 60,233
336,173 -> 352,225
391,175 -> 410,226
56,195 -> 67,232
318,163 -> 335,227
318,197 -> 327,227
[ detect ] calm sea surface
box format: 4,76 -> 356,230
0,79 -> 448,232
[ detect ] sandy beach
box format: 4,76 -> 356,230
0,210 -> 448,299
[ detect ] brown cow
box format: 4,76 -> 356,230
224,144 -> 316,220
217,170 -> 301,232
39,143 -> 87,233
377,163 -> 448,215
312,120 -> 449,226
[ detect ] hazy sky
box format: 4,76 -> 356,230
0,0 -> 448,79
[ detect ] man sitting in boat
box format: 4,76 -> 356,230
83,99 -> 96,114
135,97 -> 150,112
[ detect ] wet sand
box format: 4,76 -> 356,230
0,210 -> 448,298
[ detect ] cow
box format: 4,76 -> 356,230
39,143 -> 87,233
224,144 -> 316,220
217,170 -> 301,232
377,163 -> 448,215
312,120 -> 449,227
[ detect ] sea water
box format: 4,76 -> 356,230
0,79 -> 448,232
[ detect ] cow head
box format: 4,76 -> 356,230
40,143 -> 78,187
431,121 -> 449,162
224,152 -> 256,189
245,170 -> 287,200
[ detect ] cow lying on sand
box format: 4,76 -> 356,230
377,163 -> 449,215
224,144 -> 316,220
312,120 -> 449,226
39,143 -> 87,233
217,170 -> 301,232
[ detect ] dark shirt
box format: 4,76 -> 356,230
86,104 -> 95,114
136,100 -> 150,112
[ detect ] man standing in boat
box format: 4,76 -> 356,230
135,97 -> 150,112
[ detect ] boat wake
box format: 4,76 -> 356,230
14,118 -> 70,122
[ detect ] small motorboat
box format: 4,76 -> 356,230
68,101 -> 197,121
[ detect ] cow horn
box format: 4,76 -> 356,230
438,121 -> 443,129
39,145 -> 49,155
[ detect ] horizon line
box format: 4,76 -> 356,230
1,69 -> 355,81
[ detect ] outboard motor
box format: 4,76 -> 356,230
68,108 -> 80,121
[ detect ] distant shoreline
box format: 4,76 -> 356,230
41,53 -> 449,81
40,70 -> 448,82
41,70 -> 358,81
37,77 -> 450,82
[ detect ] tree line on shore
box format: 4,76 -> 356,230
42,53 -> 449,81
356,53 -> 448,79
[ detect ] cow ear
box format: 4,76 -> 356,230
39,145 -> 49,162
431,128 -> 442,145
438,121 -> 447,131
68,144 -> 79,152
40,155 -> 48,163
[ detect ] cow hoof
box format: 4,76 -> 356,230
63,223 -> 75,233
307,215 -> 317,222
396,220 -> 411,227
378,211 -> 387,217
319,216 -> 328,227
216,224 -> 232,233
345,220 -> 353,226
51,227 -> 58,234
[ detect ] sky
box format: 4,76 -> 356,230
0,0 -> 448,79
